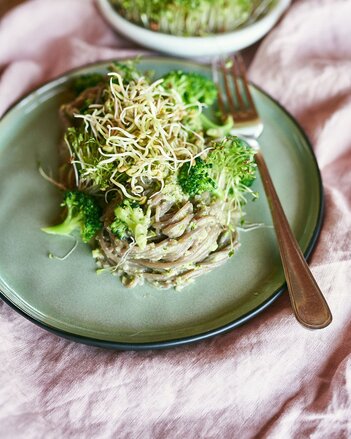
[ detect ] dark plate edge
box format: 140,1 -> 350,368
0,56 -> 325,350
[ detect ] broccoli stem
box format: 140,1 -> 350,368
200,114 -> 234,138
42,190 -> 102,243
42,214 -> 82,238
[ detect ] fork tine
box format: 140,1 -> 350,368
234,53 -> 258,116
220,59 -> 237,116
214,54 -> 260,124
230,56 -> 246,112
212,59 -> 227,121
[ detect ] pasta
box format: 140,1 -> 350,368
45,61 -> 257,290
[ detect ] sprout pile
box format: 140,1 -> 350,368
110,0 -> 277,36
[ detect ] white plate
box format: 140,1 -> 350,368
96,0 -> 291,58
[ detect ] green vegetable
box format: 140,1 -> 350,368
110,200 -> 150,249
72,73 -> 105,95
79,99 -> 93,115
178,157 -> 216,197
65,127 -> 115,192
209,136 -> 257,187
161,70 -> 233,137
200,114 -> 234,138
161,176 -> 188,203
109,59 -> 143,83
110,218 -> 128,239
177,136 -> 257,207
207,136 -> 258,209
162,70 -> 217,106
64,66 -> 209,201
111,0 -> 261,36
42,190 -> 102,243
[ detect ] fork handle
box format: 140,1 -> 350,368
254,148 -> 332,329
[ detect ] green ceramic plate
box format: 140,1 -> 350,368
0,58 -> 323,349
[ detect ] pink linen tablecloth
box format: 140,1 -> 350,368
1,0 -> 351,437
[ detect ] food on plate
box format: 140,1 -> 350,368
109,0 -> 277,36
42,60 -> 257,289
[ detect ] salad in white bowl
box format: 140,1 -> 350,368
97,0 -> 291,57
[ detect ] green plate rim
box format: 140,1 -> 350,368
0,56 -> 324,350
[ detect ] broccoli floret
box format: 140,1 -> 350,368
72,73 -> 105,95
178,137 -> 257,206
42,190 -> 102,243
161,177 -> 188,203
208,136 -> 257,187
161,70 -> 234,138
161,70 -> 217,106
65,127 -> 115,191
203,135 -> 257,212
110,218 -> 128,239
178,158 -> 216,197
109,59 -> 143,83
79,98 -> 93,115
110,200 -> 150,249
